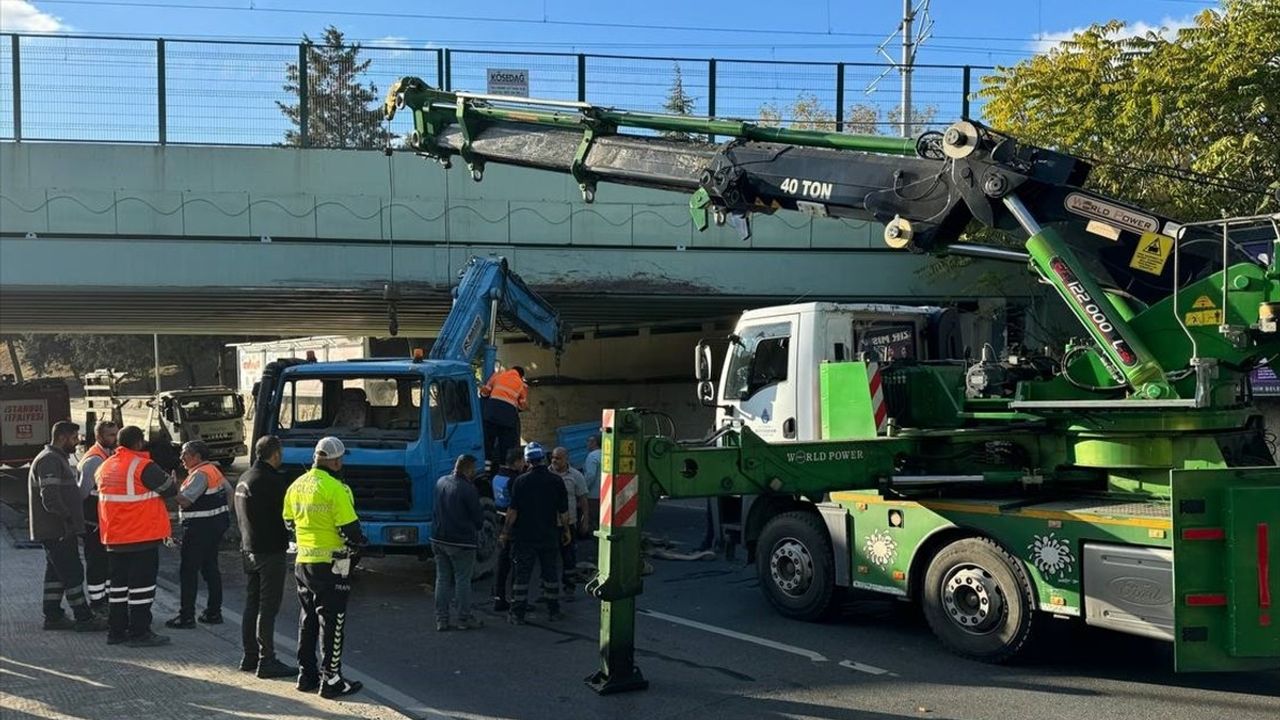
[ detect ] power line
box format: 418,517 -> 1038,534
29,0 -> 1094,47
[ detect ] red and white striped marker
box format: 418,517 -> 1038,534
868,362 -> 888,434
600,471 -> 639,528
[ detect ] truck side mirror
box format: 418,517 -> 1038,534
697,380 -> 716,407
694,342 -> 714,382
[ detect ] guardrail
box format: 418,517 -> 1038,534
1,33 -> 989,149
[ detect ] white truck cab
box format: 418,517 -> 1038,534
713,302 -> 962,442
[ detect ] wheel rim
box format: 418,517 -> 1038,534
769,537 -> 815,597
940,563 -> 1006,635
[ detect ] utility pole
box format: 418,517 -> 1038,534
900,0 -> 914,139
153,334 -> 161,394
867,0 -> 933,138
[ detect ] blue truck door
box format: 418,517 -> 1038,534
426,377 -> 486,482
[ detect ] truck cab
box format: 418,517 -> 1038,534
715,302 -> 965,442
147,387 -> 246,468
257,357 -> 496,565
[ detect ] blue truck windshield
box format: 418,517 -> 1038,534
275,375 -> 423,440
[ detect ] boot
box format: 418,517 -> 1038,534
42,615 -> 75,631
256,657 -> 297,679
73,615 -> 110,632
319,676 -> 363,699
126,632 -> 171,648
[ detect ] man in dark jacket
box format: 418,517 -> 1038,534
29,420 -> 107,632
500,443 -> 569,625
431,454 -> 485,631
234,435 -> 296,678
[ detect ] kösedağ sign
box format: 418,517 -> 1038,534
487,68 -> 529,97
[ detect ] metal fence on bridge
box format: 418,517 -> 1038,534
1,33 -> 991,149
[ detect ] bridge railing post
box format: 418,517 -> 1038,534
157,38 -> 166,145
11,34 -> 21,142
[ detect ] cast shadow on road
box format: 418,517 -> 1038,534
822,589 -> 1277,700
0,653 -> 384,720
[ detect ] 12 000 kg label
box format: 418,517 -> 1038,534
1049,257 -> 1138,367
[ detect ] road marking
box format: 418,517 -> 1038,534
1,656 -> 113,687
639,609 -> 894,675
839,659 -> 892,676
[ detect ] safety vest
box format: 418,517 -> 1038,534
481,369 -> 528,410
97,447 -> 171,546
82,444 -> 111,464
180,462 -> 229,522
79,444 -> 112,497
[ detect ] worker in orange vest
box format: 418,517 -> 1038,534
480,365 -> 528,469
77,420 -> 118,612
96,425 -> 179,647
166,441 -> 230,629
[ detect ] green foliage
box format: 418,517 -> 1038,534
277,26 -> 384,149
758,95 -> 938,135
11,334 -> 235,387
980,0 -> 1280,220
661,63 -> 698,140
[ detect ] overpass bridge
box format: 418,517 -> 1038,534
0,140 -> 1034,336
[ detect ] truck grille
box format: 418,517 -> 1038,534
343,465 -> 413,513
200,431 -> 234,443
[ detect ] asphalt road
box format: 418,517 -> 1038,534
154,477 -> 1280,720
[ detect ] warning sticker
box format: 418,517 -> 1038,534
1185,295 -> 1223,327
1129,232 -> 1173,275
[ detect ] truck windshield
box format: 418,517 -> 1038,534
723,322 -> 790,400
275,375 -> 423,440
177,395 -> 240,421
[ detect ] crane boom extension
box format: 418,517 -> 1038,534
429,256 -> 567,381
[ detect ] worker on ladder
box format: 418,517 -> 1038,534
480,365 -> 528,469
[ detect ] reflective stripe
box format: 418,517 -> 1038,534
127,599 -> 153,605
128,585 -> 156,594
99,491 -> 159,502
181,507 -> 228,519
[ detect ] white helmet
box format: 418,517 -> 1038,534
314,436 -> 346,460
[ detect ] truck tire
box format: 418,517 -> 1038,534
755,510 -> 836,621
921,537 -> 1039,663
471,496 -> 501,580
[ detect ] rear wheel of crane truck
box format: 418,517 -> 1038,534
756,511 -> 838,621
920,537 -> 1040,663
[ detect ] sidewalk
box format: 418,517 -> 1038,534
0,521 -> 413,720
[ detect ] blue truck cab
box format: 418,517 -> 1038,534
250,256 -> 569,573
260,357 -> 490,559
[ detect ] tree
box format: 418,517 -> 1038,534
759,92 -> 836,131
757,96 -> 938,135
277,26 -> 384,149
10,334 -> 240,388
980,0 -> 1280,221
660,63 -> 698,140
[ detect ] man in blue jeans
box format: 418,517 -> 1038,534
431,454 -> 485,632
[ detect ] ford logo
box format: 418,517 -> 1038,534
1110,576 -> 1169,606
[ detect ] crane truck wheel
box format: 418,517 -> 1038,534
755,511 -> 836,621
471,496 -> 501,580
921,537 -> 1039,663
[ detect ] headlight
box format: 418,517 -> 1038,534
386,527 -> 418,544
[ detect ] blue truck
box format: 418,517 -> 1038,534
249,257 -> 568,574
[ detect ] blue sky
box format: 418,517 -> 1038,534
0,0 -> 1222,143
3,0 -> 1219,65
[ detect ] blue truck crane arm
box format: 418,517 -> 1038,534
428,256 -> 569,381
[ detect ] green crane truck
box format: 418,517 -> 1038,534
384,79 -> 1280,691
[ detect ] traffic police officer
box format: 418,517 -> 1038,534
283,436 -> 367,699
